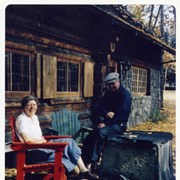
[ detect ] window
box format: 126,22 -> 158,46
57,60 -> 80,93
132,66 -> 147,95
43,56 -> 94,99
5,51 -> 30,92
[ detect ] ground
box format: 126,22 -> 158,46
5,90 -> 176,179
130,90 -> 176,174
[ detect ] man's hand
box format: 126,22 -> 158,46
106,112 -> 115,119
97,123 -> 106,129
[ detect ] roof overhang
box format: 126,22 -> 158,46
92,5 -> 176,55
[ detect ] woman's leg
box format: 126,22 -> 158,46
49,138 -> 81,172
77,156 -> 99,179
71,157 -> 88,175
50,138 -> 99,179
77,157 -> 89,172
72,166 -> 80,175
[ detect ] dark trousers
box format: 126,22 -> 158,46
82,123 -> 124,164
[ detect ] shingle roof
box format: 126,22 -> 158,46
93,5 -> 175,55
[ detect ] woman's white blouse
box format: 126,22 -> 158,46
15,112 -> 43,142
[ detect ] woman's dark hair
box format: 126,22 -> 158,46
21,95 -> 38,109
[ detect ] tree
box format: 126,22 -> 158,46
123,5 -> 176,48
121,5 -> 176,89
163,51 -> 176,90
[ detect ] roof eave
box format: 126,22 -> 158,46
92,5 -> 176,55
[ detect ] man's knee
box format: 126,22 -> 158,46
98,128 -> 108,138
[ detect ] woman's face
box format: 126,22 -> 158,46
24,100 -> 37,117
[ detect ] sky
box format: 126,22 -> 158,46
0,0 -> 179,179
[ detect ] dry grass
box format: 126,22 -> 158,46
130,90 -> 176,171
130,91 -> 175,145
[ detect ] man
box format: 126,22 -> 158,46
82,72 -> 132,170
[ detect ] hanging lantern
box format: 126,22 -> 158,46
110,42 -> 116,53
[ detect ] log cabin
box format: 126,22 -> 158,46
5,5 -> 176,142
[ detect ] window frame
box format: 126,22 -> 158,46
131,66 -> 148,96
5,48 -> 32,98
56,58 -> 81,97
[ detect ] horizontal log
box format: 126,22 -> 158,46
6,41 -> 92,62
6,28 -> 91,54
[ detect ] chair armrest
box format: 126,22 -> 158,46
44,135 -> 72,140
73,126 -> 93,143
11,141 -> 69,151
81,126 -> 93,133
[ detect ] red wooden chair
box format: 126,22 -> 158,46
9,115 -> 71,180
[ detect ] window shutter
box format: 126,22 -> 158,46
84,61 -> 94,97
43,55 -> 56,99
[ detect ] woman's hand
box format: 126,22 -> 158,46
20,132 -> 47,143
41,136 -> 47,143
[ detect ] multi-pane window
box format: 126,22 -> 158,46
5,51 -> 30,92
57,61 -> 79,92
132,66 -> 147,95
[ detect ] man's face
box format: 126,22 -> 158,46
106,80 -> 120,92
24,100 -> 37,117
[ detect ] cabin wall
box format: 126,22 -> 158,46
5,5 -> 164,142
5,5 -> 95,142
92,57 -> 162,129
123,64 -> 161,128
90,24 -> 163,128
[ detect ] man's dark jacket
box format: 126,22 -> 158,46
98,85 -> 132,125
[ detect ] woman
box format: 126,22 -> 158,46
15,95 -> 99,180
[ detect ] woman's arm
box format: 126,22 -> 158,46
20,132 -> 47,143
